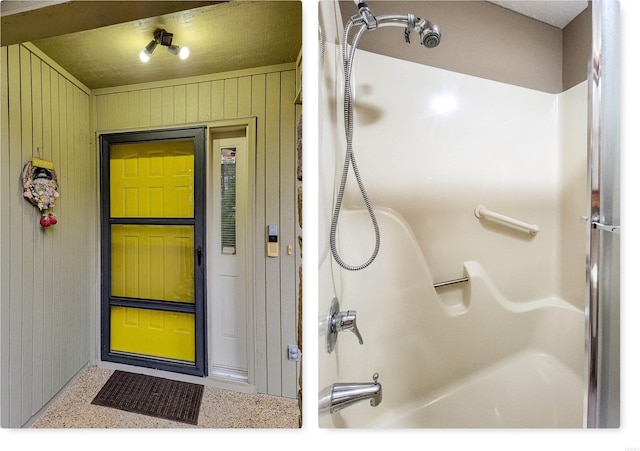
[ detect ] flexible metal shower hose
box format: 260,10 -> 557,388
329,20 -> 381,271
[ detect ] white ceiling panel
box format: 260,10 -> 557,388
488,0 -> 589,28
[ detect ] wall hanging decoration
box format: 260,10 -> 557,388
22,156 -> 59,227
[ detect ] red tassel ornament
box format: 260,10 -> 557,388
40,214 -> 51,227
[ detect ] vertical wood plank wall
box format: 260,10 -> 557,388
93,64 -> 300,399
0,44 -> 96,428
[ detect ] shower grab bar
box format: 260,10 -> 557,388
433,277 -> 469,288
474,205 -> 540,236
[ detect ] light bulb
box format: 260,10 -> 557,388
178,46 -> 190,60
139,50 -> 150,63
140,39 -> 157,63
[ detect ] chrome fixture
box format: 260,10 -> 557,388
326,297 -> 363,353
330,2 -> 441,271
586,0 -> 620,429
350,2 -> 441,48
319,373 -> 382,415
139,28 -> 190,62
433,276 -> 469,289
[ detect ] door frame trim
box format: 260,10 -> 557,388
99,126 -> 207,377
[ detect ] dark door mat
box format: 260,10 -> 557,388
91,370 -> 204,425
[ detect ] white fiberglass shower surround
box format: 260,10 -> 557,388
318,0 -> 620,428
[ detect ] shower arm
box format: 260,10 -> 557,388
350,6 -> 430,44
351,11 -> 415,28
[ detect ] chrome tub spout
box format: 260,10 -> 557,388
319,373 -> 382,415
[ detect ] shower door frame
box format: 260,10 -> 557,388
585,0 -> 620,428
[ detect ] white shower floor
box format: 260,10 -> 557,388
372,349 -> 584,428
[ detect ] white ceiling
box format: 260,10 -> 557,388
488,0 -> 589,28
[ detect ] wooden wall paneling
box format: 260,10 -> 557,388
2,45 -> 95,426
197,81 -> 211,122
138,89 -> 151,128
55,74 -> 67,386
78,88 -> 90,369
72,85 -> 82,373
49,68 -> 61,395
149,87 -> 162,126
66,83 -> 76,376
57,76 -> 68,390
75,84 -> 89,374
88,92 -> 99,367
95,94 -> 108,131
224,78 -> 238,119
85,92 -> 94,363
237,76 -> 252,118
76,87 -> 90,375
103,91 -> 118,128
30,53 -> 45,415
250,73 -> 268,394
126,90 -> 140,128
116,92 -> 128,130
265,71 -> 282,396
173,85 -> 186,125
211,79 -> 224,121
64,77 -> 75,382
279,69 -> 297,398
40,62 -> 54,403
162,86 -> 174,125
0,45 -> 11,428
7,44 -> 23,427
72,86 -> 82,372
20,44 -> 35,424
62,78 -> 72,391
105,93 -> 117,131
185,83 -> 198,123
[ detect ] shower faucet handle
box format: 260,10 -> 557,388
326,297 -> 364,353
334,310 -> 364,345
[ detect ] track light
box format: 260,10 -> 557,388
139,29 -> 189,63
179,46 -> 190,60
139,39 -> 158,62
167,44 -> 190,60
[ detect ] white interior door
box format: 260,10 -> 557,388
209,129 -> 248,382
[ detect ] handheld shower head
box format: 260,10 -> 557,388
417,19 -> 441,48
366,12 -> 441,49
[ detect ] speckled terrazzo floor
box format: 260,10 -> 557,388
30,366 -> 300,428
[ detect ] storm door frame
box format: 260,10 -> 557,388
99,126 -> 207,376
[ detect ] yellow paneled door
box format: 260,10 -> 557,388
100,128 -> 206,376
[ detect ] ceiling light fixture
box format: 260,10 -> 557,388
139,39 -> 158,62
167,44 -> 190,60
139,28 -> 190,63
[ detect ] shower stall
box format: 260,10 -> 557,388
318,0 -> 619,428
